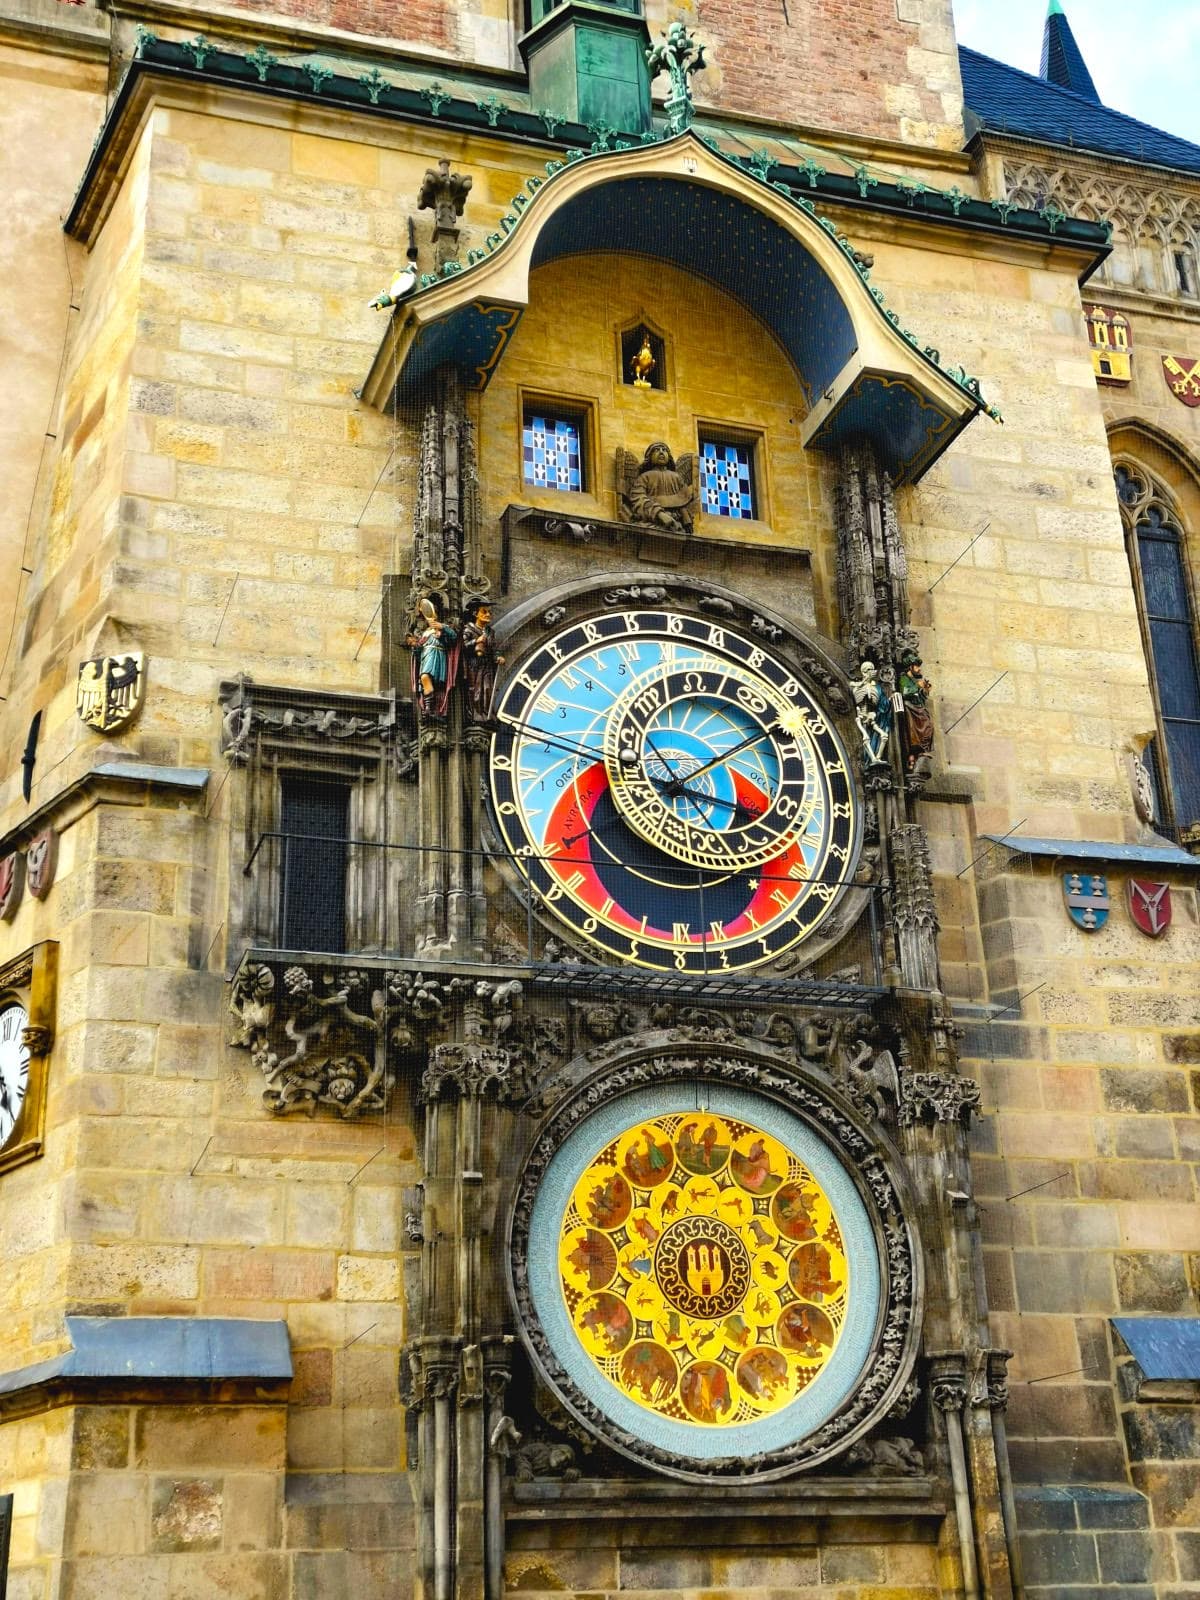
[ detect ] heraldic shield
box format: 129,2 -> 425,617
1127,879 -> 1172,938
1162,356 -> 1200,407
1063,872 -> 1109,931
76,653 -> 145,734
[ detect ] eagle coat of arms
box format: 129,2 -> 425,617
76,653 -> 145,734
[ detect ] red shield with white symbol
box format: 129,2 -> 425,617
1162,357 -> 1200,407
1127,879 -> 1171,938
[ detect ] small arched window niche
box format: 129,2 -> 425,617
619,318 -> 668,392
1116,460 -> 1200,832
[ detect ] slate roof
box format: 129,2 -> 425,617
1039,0 -> 1099,102
959,44 -> 1200,177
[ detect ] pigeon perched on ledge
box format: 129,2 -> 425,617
368,263 -> 418,310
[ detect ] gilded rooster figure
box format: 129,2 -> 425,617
630,330 -> 656,388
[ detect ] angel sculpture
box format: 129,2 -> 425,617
617,441 -> 698,536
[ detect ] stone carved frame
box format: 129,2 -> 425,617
506,1041 -> 922,1483
0,942 -> 58,1176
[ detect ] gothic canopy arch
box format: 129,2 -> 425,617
362,131 -> 987,484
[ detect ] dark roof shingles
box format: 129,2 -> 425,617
959,44 -> 1200,176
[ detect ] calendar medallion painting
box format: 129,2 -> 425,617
511,1072 -> 914,1480
558,1109 -> 849,1427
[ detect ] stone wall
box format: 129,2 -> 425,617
686,0 -> 963,150
0,27 -> 105,710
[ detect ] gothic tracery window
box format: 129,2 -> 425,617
1116,463 -> 1200,829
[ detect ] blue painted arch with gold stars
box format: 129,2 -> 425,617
362,131 -> 986,485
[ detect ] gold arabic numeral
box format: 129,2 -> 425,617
492,754 -> 513,771
582,621 -> 601,644
781,677 -> 800,697
718,949 -> 730,969
515,670 -> 539,693
628,939 -> 640,960
747,647 -> 766,671
829,843 -> 848,862
759,937 -> 772,958
674,948 -> 687,970
497,801 -> 518,816
545,641 -> 564,663
810,882 -> 835,902
706,626 -> 726,650
667,614 -> 685,635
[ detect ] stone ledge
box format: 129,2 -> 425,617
0,761 -> 209,853
0,0 -> 109,58
0,1316 -> 291,1419
510,1474 -> 946,1520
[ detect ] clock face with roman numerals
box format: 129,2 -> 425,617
0,1002 -> 30,1150
488,608 -> 860,973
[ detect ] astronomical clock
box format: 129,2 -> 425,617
488,601 -> 860,975
489,580 -> 920,1479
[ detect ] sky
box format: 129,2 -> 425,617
953,0 -> 1200,145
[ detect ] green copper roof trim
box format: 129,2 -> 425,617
66,29 -> 1113,292
1047,0 -> 1063,16
399,123 -> 1000,418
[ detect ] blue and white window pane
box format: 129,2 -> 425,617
699,439 -> 755,519
522,414 -> 583,492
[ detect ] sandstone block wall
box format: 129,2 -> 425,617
0,43 -> 1198,1599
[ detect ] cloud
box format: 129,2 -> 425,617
953,0 -> 1200,144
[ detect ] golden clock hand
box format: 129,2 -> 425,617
675,724 -> 778,785
491,714 -> 604,769
647,775 -> 762,821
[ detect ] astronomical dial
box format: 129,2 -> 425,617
0,1002 -> 30,1150
488,608 -> 860,974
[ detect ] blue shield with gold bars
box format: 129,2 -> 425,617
1063,872 -> 1109,931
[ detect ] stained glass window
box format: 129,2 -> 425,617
1117,465 -> 1200,829
699,436 -> 756,519
523,411 -> 584,492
